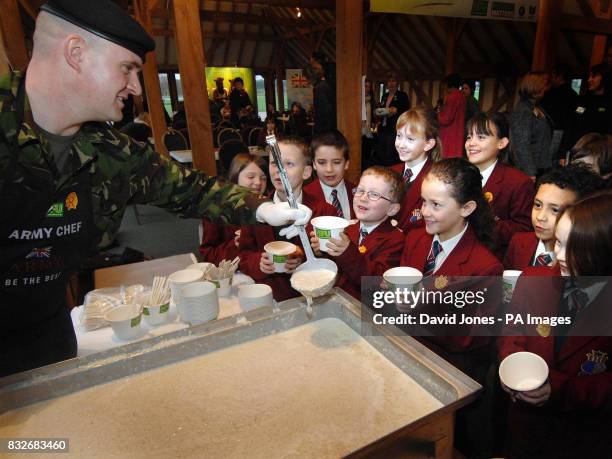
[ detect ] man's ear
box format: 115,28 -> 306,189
64,34 -> 86,72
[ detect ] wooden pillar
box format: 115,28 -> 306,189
167,71 -> 179,113
589,2 -> 612,67
0,23 -> 9,75
336,0 -> 363,184
263,70 -> 275,109
173,0 -> 216,175
532,0 -> 565,71
134,0 -> 168,156
0,0 -> 29,71
276,45 -> 285,112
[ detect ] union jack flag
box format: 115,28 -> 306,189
290,73 -> 309,88
26,246 -> 52,259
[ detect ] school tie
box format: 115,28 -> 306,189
359,228 -> 368,245
403,168 -> 413,185
331,189 -> 344,218
533,252 -> 553,267
567,284 -> 589,314
423,240 -> 443,276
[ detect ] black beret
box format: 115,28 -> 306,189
40,0 -> 155,62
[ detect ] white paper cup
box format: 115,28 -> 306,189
264,241 -> 297,273
105,304 -> 142,340
186,262 -> 215,273
383,267 -> 423,290
502,270 -> 523,303
177,281 -> 219,325
168,269 -> 204,303
134,292 -> 170,326
238,284 -> 273,311
213,276 -> 232,297
311,216 -> 350,252
499,351 -> 549,392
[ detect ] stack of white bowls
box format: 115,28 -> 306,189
175,281 -> 219,325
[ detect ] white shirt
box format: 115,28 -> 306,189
480,160 -> 498,187
532,239 -> 555,266
273,190 -> 303,204
404,157 -> 428,183
432,223 -> 469,273
320,180 -> 351,220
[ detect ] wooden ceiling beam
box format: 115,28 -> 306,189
502,21 -> 532,68
200,10 -> 315,27
462,20 -> 491,64
390,15 -> 437,70
561,13 -> 612,35
217,0 -> 333,9
222,1 -> 236,66
562,29 -> 588,67
367,14 -> 387,52
479,19 -> 520,70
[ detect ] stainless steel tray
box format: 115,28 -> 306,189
0,288 -> 481,456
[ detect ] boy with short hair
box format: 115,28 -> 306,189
504,164 -> 602,270
239,136 -> 336,301
304,129 -> 355,220
311,166 -> 405,299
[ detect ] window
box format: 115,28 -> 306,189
158,73 -> 172,116
283,79 -> 288,110
255,74 -> 266,121
473,81 -> 481,101
175,74 -> 184,102
571,79 -> 582,95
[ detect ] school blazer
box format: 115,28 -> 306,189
484,162 -> 534,250
499,265 -> 612,411
391,159 -> 432,232
400,226 -> 503,352
303,178 -> 356,220
238,190 -> 336,302
334,219 -> 405,299
198,221 -> 239,265
504,231 -> 539,270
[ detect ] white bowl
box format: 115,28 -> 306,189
134,292 -> 170,326
168,269 -> 204,303
186,262 -> 215,273
104,304 -> 142,340
177,281 -> 219,325
264,241 -> 297,273
238,284 -> 273,311
311,216 -> 351,252
499,351 -> 549,392
383,267 -> 423,290
291,258 -> 338,298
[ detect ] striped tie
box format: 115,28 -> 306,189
568,285 -> 589,313
331,189 -> 344,218
403,168 -> 413,185
423,240 -> 443,276
534,252 -> 553,267
359,228 -> 368,245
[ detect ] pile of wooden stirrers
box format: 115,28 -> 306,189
150,276 -> 170,305
201,257 -> 240,281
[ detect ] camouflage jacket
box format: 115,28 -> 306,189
0,71 -> 265,248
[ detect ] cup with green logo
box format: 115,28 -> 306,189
135,292 -> 171,326
264,241 -> 297,273
311,216 -> 350,252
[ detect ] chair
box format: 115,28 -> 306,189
217,128 -> 242,148
248,127 -> 263,146
218,120 -> 235,129
218,140 -> 249,176
179,128 -> 190,149
162,128 -> 188,152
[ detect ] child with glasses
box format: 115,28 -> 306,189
309,166 -> 405,299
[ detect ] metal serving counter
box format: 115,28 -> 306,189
0,289 -> 481,458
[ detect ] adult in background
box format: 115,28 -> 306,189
376,72 -> 410,166
510,72 -> 553,180
361,78 -> 376,171
229,77 -> 253,127
438,73 -> 467,158
307,58 -> 336,135
572,64 -> 611,145
540,64 -> 579,162
0,0 -> 311,377
462,79 -> 481,123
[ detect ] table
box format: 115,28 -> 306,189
169,149 -> 192,164
94,253 -> 194,289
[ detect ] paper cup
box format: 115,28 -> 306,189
134,292 -> 170,326
177,281 -> 219,325
503,270 -> 522,303
383,267 -> 423,291
264,241 -> 297,273
186,262 -> 215,273
105,304 -> 142,340
499,351 -> 549,392
311,216 -> 350,252
168,269 -> 204,303
238,284 -> 274,311
210,276 -> 232,297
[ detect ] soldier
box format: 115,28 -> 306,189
0,0 -> 311,376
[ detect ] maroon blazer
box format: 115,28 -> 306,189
498,266 -> 612,457
503,231 -> 539,270
198,221 -> 239,265
238,190 -> 337,302
391,159 -> 432,233
400,226 -> 503,355
334,219 -> 405,299
303,177 -> 356,220
484,162 -> 534,252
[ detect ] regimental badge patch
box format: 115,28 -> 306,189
409,209 -> 422,223
65,192 -> 78,210
47,202 -> 64,218
580,350 -> 608,376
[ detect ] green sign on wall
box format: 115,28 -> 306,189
205,67 -> 257,111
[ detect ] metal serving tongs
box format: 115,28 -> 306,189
265,135 -> 338,318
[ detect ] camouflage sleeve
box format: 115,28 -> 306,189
118,130 -> 267,225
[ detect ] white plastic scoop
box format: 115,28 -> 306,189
265,135 -> 338,317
